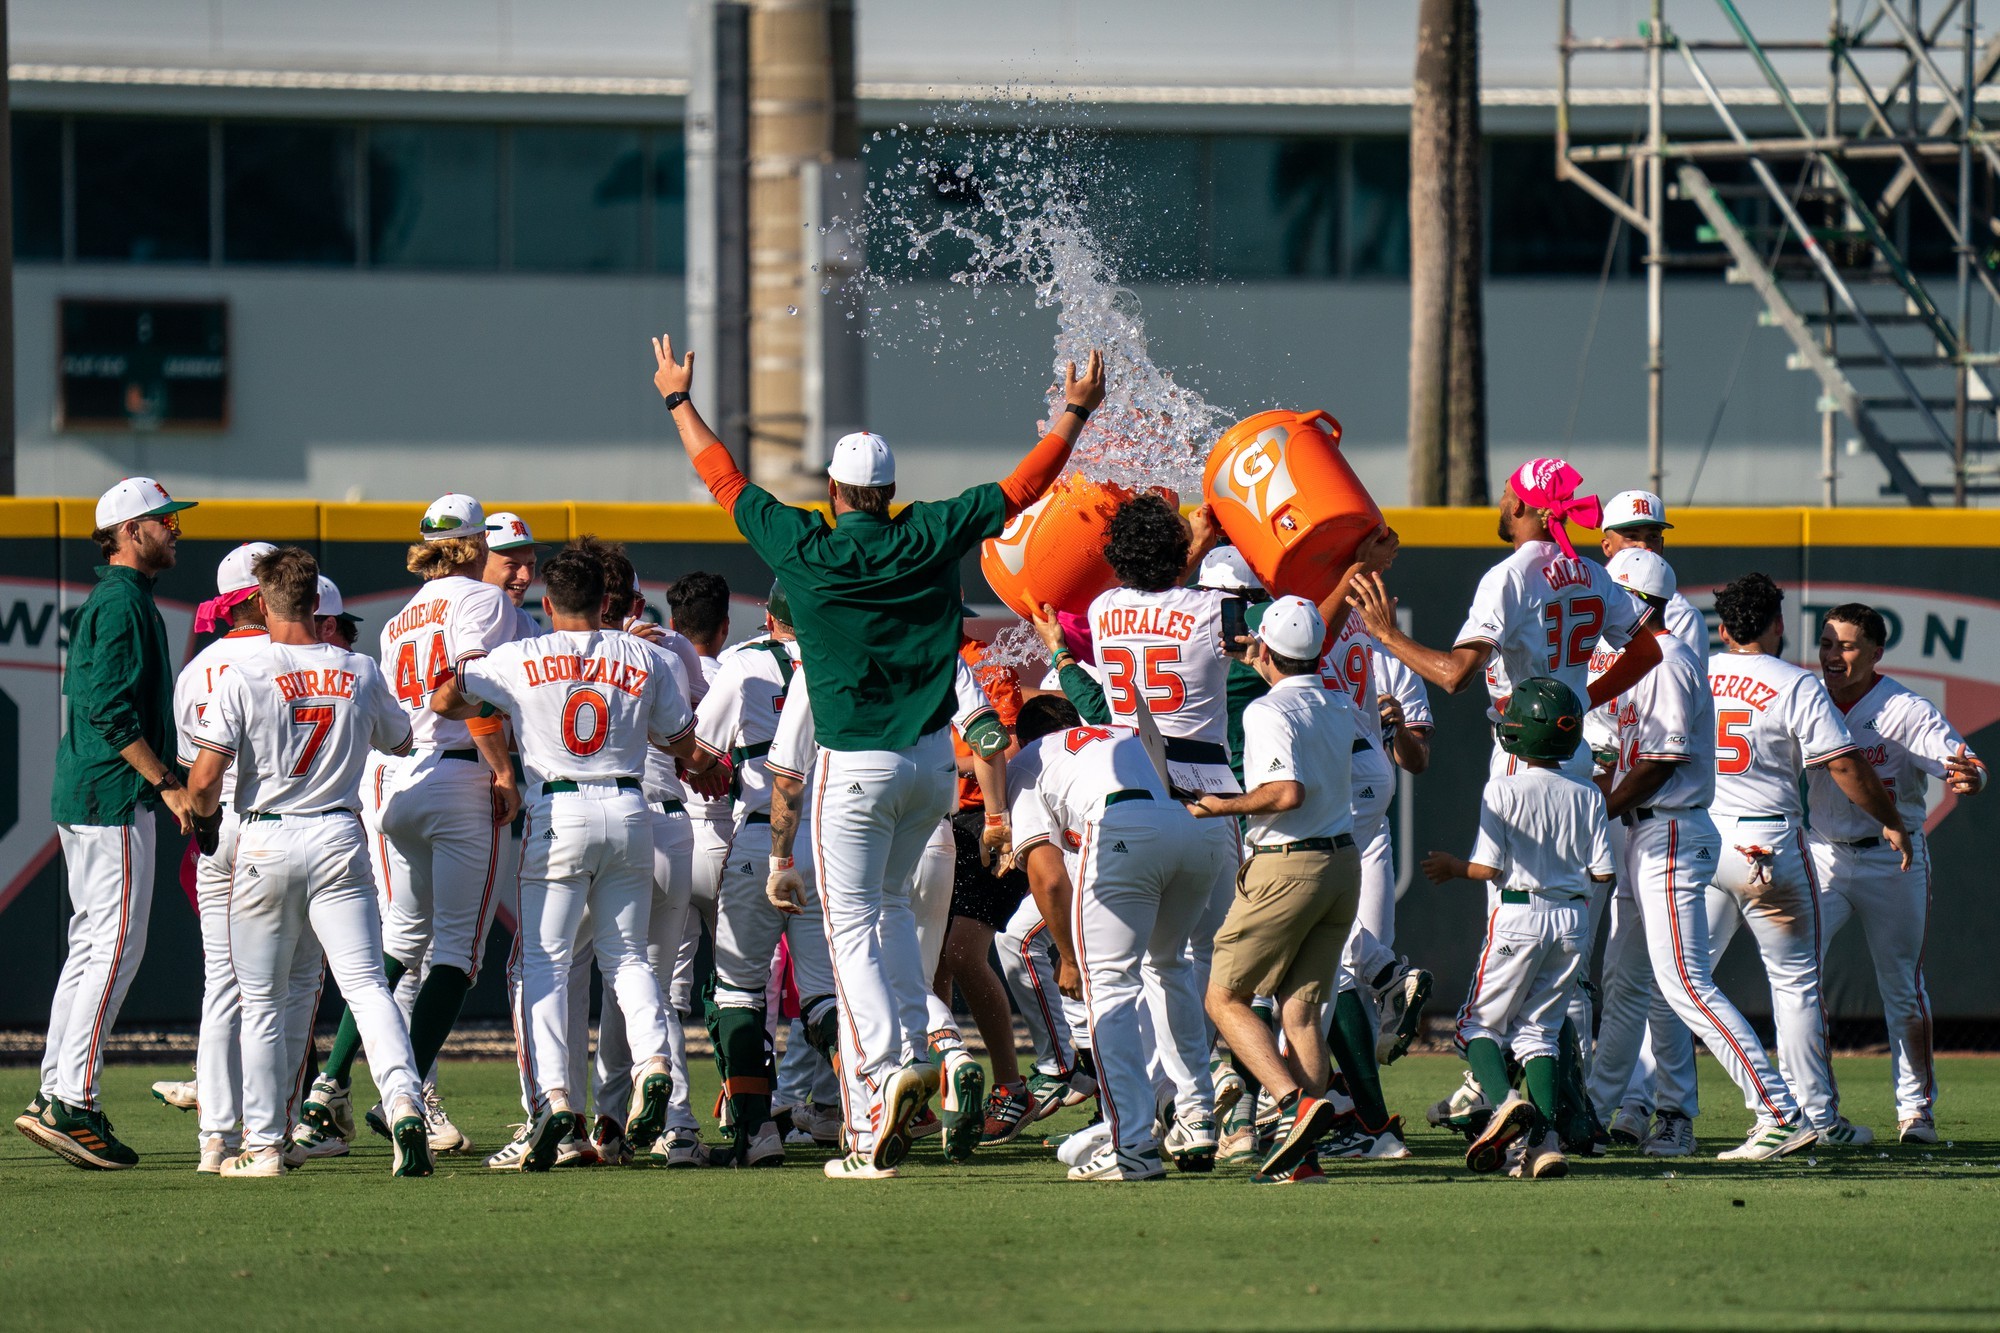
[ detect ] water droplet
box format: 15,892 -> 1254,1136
786,305 -> 798,316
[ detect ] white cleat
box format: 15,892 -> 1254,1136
553,1133 -> 597,1168
197,1134 -> 229,1174
657,1131 -> 712,1168
485,1124 -> 532,1171
152,1080 -> 199,1112
220,1146 -> 286,1178
1641,1112 -> 1696,1158
1897,1115 -> 1939,1145
1717,1119 -> 1817,1162
300,1075 -> 353,1141
824,1151 -> 897,1180
1520,1129 -> 1569,1179
1816,1117 -> 1875,1148
1054,1120 -> 1114,1169
1425,1071 -> 1489,1129
1606,1107 -> 1650,1146
1066,1143 -> 1166,1182
744,1120 -> 786,1168
422,1086 -> 470,1154
291,1121 -> 350,1159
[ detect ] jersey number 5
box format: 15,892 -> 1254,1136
1543,597 -> 1604,671
393,631 -> 451,709
290,705 -> 335,777
1716,709 -> 1753,775
1101,646 -> 1187,715
562,688 -> 610,757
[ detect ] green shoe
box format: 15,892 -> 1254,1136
523,1107 -> 576,1174
391,1113 -> 435,1178
41,1099 -> 139,1170
625,1071 -> 672,1153
941,1051 -> 985,1163
12,1092 -> 49,1138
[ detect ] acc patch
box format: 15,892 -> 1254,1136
1062,829 -> 1083,852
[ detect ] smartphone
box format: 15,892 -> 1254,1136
1221,597 -> 1249,657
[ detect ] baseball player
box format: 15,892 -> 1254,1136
172,542 -> 276,1171
1423,678 -> 1615,1181
298,494 -> 523,1150
184,547 -> 432,1178
1809,602 -> 1984,1143
1598,491 -> 1706,652
1009,697 -> 1228,1182
654,332 -> 1101,1176
1706,574 -> 1906,1147
18,479 -> 198,1172
1603,547 -> 1814,1161
484,511 -> 543,638
431,546 -> 698,1170
315,576 -> 365,649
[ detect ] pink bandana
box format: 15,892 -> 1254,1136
1507,458 -> 1602,560
1057,609 -> 1095,666
194,586 -> 255,634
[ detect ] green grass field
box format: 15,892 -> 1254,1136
3,1055 -> 1997,1331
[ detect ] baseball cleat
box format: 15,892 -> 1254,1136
1258,1094 -> 1338,1181
390,1109 -> 436,1177
554,1132 -> 598,1168
299,1076 -> 354,1143
290,1121 -> 350,1160
1716,1119 -> 1816,1162
363,1102 -> 392,1141
1323,1116 -> 1412,1160
1373,960 -> 1433,1065
197,1134 -> 229,1174
1217,1123 -> 1259,1165
980,1081 -> 1035,1145
1465,1091 -> 1536,1174
522,1107 -> 575,1174
1816,1117 -> 1875,1147
485,1124 -> 532,1171
658,1130 -> 711,1168
1897,1115 -> 1939,1145
624,1070 -> 673,1153
824,1152 -> 898,1180
220,1146 -> 285,1178
591,1116 -> 633,1167
871,1062 -> 930,1171
1025,1069 -> 1086,1123
30,1099 -> 139,1170
1425,1071 -> 1490,1131
1211,1062 -> 1246,1122
1163,1112 -> 1219,1173
1067,1143 -> 1165,1182
744,1120 -> 786,1168
421,1086 -> 470,1154
1521,1130 -> 1569,1179
1251,1151 -> 1329,1185
152,1079 -> 199,1112
939,1049 -> 986,1163
280,1137 -> 312,1170
1641,1112 -> 1696,1158
1607,1107 -> 1649,1146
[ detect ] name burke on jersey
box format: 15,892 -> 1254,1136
1096,606 -> 1199,642
523,653 -> 650,697
275,668 -> 358,701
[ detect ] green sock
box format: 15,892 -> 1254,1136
715,1005 -> 773,1150
1327,990 -> 1389,1129
407,965 -> 473,1077
1524,1055 -> 1560,1134
324,954 -> 407,1084
1464,1037 -> 1513,1107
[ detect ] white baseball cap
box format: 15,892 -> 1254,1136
314,574 -> 357,619
95,477 -> 197,530
420,493 -> 485,543
1197,545 -> 1261,592
216,541 -> 278,596
829,432 -> 895,487
485,511 -> 539,551
1255,595 -> 1325,660
1606,546 -> 1678,602
1603,490 -> 1674,531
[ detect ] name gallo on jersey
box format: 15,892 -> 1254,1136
275,668 -> 357,701
1544,557 -> 1594,593
523,653 -> 650,697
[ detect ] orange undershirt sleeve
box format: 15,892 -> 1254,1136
999,430 -> 1075,518
694,442 -> 750,514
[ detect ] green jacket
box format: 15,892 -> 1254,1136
54,565 -> 177,826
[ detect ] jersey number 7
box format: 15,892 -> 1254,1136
290,704 -> 335,777
1101,646 -> 1187,715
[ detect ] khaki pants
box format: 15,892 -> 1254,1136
1210,843 -> 1361,1004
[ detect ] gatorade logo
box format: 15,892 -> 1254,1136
984,492 -> 1051,578
1215,427 -> 1299,524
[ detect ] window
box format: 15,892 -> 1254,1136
1349,137 -> 1410,277
367,124 -> 500,268
1094,135 -> 1204,280
652,133 -> 686,273
224,122 -> 358,265
74,117 -> 211,263
511,126 -> 645,271
1211,136 -> 1344,279
13,114 -> 62,260
1489,139 -> 1630,275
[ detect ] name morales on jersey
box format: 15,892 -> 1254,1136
385,598 -> 452,641
1542,558 -> 1593,593
1710,673 -> 1780,713
274,668 -> 357,701
1095,605 -> 1198,643
523,654 -> 650,697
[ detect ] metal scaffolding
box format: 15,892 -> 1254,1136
1557,0 -> 2000,505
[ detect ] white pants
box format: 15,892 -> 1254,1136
1336,919 -> 1398,997
230,812 -> 420,1149
1628,810 -> 1799,1125
1351,760 -> 1398,948
195,814 -> 244,1144
1589,878 -> 1700,1118
1708,814 -> 1839,1130
1455,898 -> 1588,1061
912,816 -> 957,1036
998,893 -> 1082,1076
380,751 -> 505,978
1074,801 -> 1225,1155
811,731 -> 956,1155
665,811 -> 731,1131
1812,832 -> 1936,1120
594,805 -> 694,1122
1187,815 -> 1244,997
713,817 -> 833,1004
513,785 -> 666,1109
43,813 -> 156,1109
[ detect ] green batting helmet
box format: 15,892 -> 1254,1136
1497,677 -> 1585,763
767,580 -> 793,628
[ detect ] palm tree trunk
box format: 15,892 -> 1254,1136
1445,0 -> 1488,506
1408,0 -> 1455,506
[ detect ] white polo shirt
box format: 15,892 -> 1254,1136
1469,766 -> 1616,901
1240,673 -> 1355,848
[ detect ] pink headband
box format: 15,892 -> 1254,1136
1507,458 -> 1602,560
194,586 -> 256,634
1057,610 -> 1095,666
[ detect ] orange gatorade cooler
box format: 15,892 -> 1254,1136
1202,409 -> 1381,604
981,472 -> 1171,620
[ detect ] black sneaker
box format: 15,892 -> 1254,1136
38,1099 -> 140,1169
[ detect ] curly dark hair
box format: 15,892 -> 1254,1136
667,570 -> 731,640
1015,694 -> 1082,746
1104,494 -> 1189,593
1714,572 -> 1783,646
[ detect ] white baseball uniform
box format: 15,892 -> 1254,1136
1705,650 -> 1857,1131
454,629 -> 693,1111
995,741 -> 1087,1079
1454,767 -> 1614,1062
1806,674 -> 1979,1122
1614,632 -> 1801,1127
192,642 -> 421,1151
377,575 -> 518,980
667,648 -> 729,1135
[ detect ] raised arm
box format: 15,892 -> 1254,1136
998,351 -> 1106,518
653,334 -> 750,513
1350,572 -> 1491,695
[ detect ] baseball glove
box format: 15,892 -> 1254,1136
191,808 -> 223,858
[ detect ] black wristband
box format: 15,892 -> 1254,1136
1063,403 -> 1091,423
152,773 -> 183,793
662,391 -> 690,412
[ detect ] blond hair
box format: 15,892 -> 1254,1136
406,535 -> 486,581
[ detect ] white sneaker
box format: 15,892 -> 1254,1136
197,1134 -> 228,1174
291,1121 -> 350,1159
1426,1071 -> 1489,1129
1162,1112 -> 1219,1171
1066,1143 -> 1165,1182
1212,1063 -> 1246,1120
422,1086 -> 470,1154
1055,1120 -> 1114,1169
1607,1106 -> 1650,1146
485,1123 -> 532,1171
659,1131 -> 710,1168
1521,1129 -> 1569,1179
1816,1117 -> 1875,1147
221,1146 -> 285,1178
554,1133 -> 597,1168
280,1137 -> 311,1170
1898,1115 -> 1939,1145
1641,1112 -> 1696,1158
301,1075 -> 353,1141
803,1102 -> 843,1147
745,1120 -> 786,1168
824,1152 -> 897,1180
152,1079 -> 199,1112
1717,1119 -> 1817,1162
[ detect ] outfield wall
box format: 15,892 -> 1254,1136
0,500 -> 1994,1033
